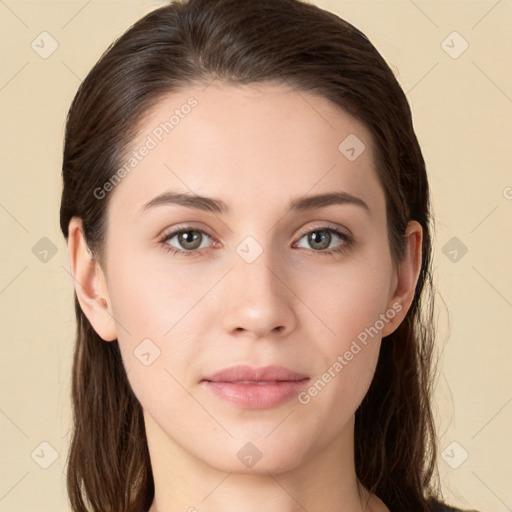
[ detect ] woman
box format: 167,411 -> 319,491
60,0 -> 479,511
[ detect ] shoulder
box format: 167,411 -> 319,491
426,498 -> 480,512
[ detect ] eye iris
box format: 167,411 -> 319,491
178,230 -> 202,250
309,230 -> 331,250
171,229 -> 338,252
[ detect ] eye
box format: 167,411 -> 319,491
159,227 -> 215,255
158,224 -> 352,257
294,226 -> 352,255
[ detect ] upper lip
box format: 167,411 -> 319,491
202,365 -> 309,383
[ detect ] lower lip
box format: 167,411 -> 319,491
202,380 -> 309,409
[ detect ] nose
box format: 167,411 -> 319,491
221,246 -> 297,339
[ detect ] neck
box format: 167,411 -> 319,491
146,413 -> 385,512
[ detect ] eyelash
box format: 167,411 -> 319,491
158,224 -> 352,258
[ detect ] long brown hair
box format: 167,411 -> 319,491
60,1 -> 439,510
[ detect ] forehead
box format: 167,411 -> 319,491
108,81 -> 385,219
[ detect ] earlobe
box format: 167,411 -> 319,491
67,217 -> 117,342
381,220 -> 423,337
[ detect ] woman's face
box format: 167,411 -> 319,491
81,82 -> 420,474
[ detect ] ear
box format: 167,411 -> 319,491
381,220 -> 423,337
67,217 -> 117,342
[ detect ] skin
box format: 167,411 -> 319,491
68,82 -> 422,512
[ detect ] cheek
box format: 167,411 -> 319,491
294,264 -> 389,424
103,249 -> 224,394
292,243 -> 393,405
298,246 -> 394,350
106,249 -> 221,340
104,259 -> 203,421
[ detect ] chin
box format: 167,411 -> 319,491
198,433 -> 315,476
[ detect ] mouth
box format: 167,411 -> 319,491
201,365 -> 310,409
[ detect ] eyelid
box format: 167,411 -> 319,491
292,223 -> 352,256
158,224 -> 218,247
294,222 -> 351,240
158,222 -> 215,239
158,222 -> 353,256
157,222 -> 349,242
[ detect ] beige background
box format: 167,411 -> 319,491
0,0 -> 511,510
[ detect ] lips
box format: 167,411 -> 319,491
201,365 -> 309,409
203,365 -> 308,383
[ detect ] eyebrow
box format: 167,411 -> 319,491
141,190 -> 369,215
